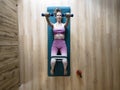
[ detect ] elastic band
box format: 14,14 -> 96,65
51,56 -> 67,58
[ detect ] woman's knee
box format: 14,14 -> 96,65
62,58 -> 67,64
51,58 -> 56,64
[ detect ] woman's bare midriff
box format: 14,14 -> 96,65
54,34 -> 65,39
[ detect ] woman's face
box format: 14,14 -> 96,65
56,12 -> 62,22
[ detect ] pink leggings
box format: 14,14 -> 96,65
51,39 -> 67,56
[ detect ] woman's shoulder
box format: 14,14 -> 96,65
53,23 -> 58,26
62,23 -> 65,26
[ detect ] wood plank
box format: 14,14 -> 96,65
111,0 -> 120,89
0,76 -> 20,90
0,46 -> 18,62
94,0 -> 104,90
0,0 -> 17,18
0,59 -> 19,74
0,0 -> 19,89
0,0 -> 18,45
0,68 -> 20,85
10,83 -> 20,90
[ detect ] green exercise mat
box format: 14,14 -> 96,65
47,7 -> 71,76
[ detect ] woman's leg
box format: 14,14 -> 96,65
50,58 -> 56,75
62,58 -> 67,75
61,41 -> 68,75
51,42 -> 58,75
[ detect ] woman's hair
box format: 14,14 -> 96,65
54,8 -> 62,17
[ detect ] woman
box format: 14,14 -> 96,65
45,8 -> 70,75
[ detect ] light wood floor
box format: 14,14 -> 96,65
18,0 -> 120,90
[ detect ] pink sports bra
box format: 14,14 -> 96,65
53,23 -> 65,35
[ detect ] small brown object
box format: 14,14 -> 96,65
76,70 -> 82,78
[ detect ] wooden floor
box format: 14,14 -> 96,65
18,0 -> 120,90
0,0 -> 20,90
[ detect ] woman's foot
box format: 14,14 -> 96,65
64,69 -> 67,75
50,69 -> 54,75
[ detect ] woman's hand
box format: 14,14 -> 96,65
44,13 -> 53,28
65,13 -> 71,18
45,13 -> 50,17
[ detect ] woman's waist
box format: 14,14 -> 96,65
54,34 -> 65,39
53,39 -> 65,44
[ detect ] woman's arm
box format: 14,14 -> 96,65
45,14 -> 53,28
64,13 -> 70,28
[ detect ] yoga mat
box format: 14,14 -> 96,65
47,7 -> 70,76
